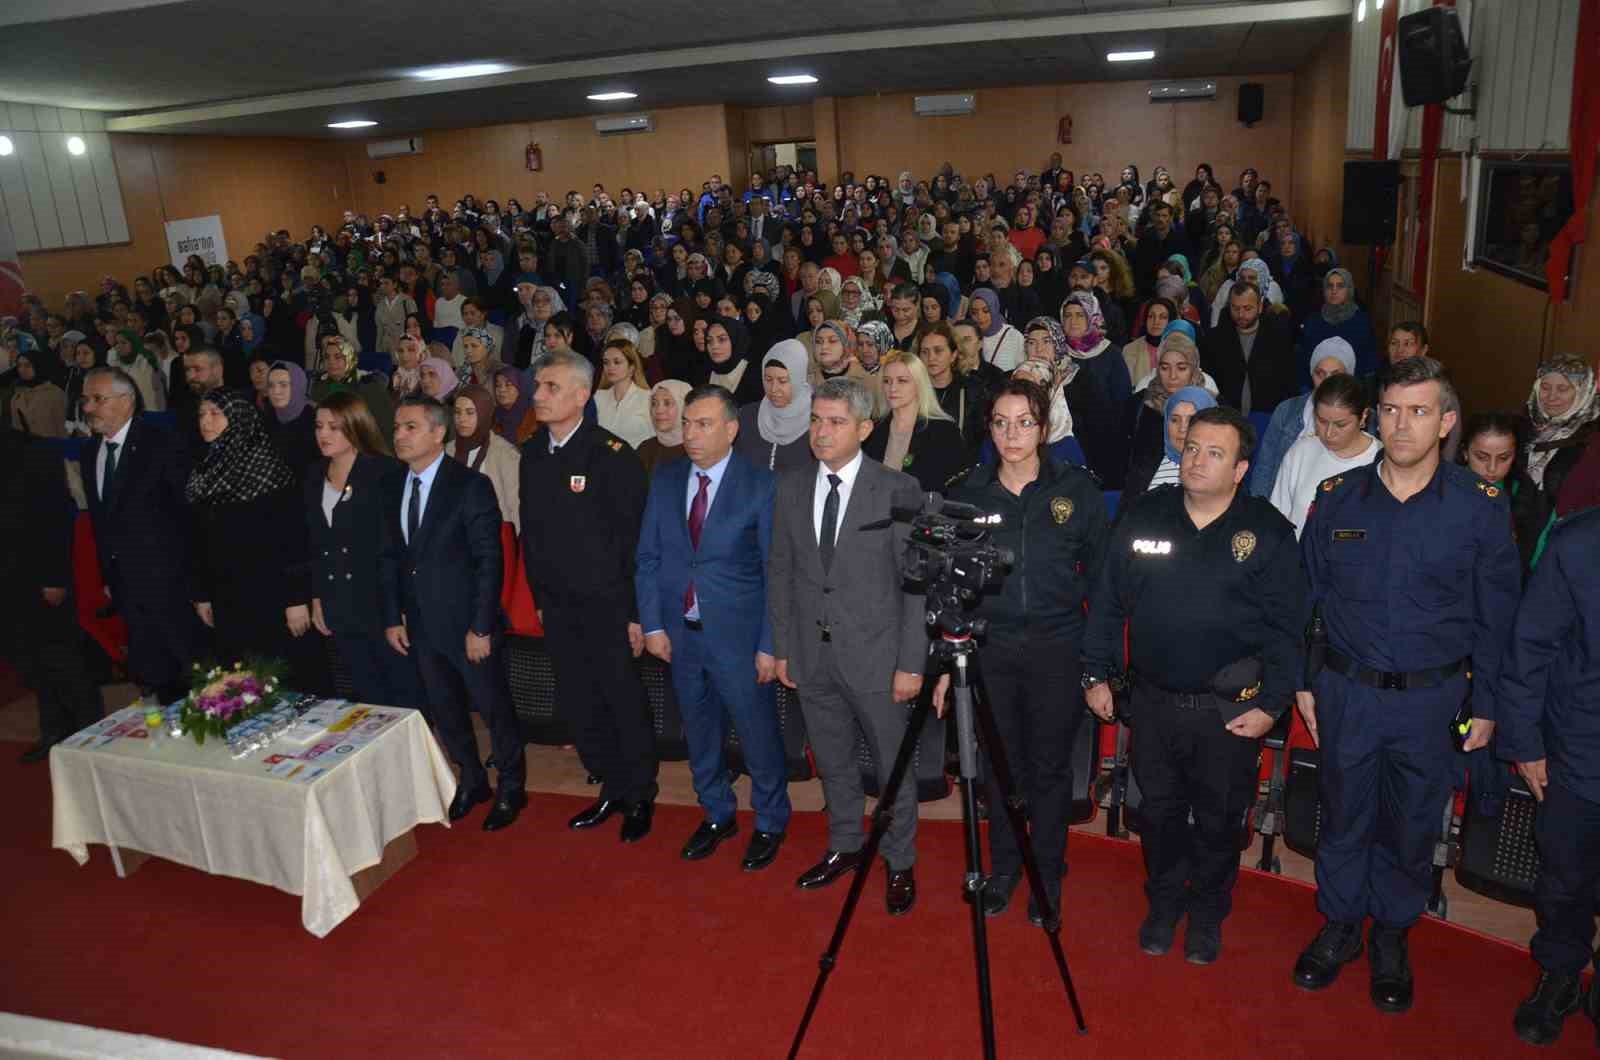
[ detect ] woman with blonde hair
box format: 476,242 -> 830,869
864,349 -> 968,492
594,339 -> 653,447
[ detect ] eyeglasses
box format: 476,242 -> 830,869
990,417 -> 1040,435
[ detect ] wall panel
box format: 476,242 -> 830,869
0,102 -> 129,252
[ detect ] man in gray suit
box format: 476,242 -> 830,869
769,377 -> 928,916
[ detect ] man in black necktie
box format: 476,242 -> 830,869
380,396 -> 527,831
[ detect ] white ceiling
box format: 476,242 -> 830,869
0,0 -> 1349,137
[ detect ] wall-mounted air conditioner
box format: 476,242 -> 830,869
1148,80 -> 1217,103
913,93 -> 976,117
366,137 -> 424,159
595,114 -> 653,136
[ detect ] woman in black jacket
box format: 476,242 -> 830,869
944,377 -> 1110,925
265,361 -> 319,476
302,391 -> 420,708
863,350 -> 971,492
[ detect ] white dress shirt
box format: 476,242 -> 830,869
812,449 -> 865,546
548,421 -> 582,453
400,451 -> 445,544
96,417 -> 133,499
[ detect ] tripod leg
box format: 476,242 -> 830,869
967,657 -> 1089,1035
948,654 -> 998,1060
788,672 -> 938,1059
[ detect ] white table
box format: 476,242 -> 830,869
50,702 -> 457,937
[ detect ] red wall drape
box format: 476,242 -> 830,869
1547,0 -> 1600,301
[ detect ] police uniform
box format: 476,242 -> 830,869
519,421 -> 659,809
1082,484 -> 1305,940
1298,458 -> 1521,1004
1499,508 -> 1600,1042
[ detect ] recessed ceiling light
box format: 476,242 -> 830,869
0,135 -> 12,156
586,91 -> 638,101
768,74 -> 819,85
1107,50 -> 1156,62
66,135 -> 86,155
412,63 -> 511,81
327,120 -> 378,129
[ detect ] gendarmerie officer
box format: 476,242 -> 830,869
1082,405 -> 1305,966
519,349 -> 660,843
1501,507 -> 1600,1048
939,377 -> 1108,927
1293,357 -> 1521,1013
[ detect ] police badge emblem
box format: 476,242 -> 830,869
570,475 -> 587,493
1231,529 -> 1256,562
1050,497 -> 1074,524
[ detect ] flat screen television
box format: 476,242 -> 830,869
1474,159 -> 1575,289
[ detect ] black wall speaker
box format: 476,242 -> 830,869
1238,82 -> 1264,125
1342,160 -> 1401,245
1398,7 -> 1472,106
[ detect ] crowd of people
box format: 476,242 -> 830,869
3,154 -> 1599,1048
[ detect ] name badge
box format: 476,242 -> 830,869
1332,529 -> 1366,542
1132,539 -> 1172,555
570,475 -> 587,493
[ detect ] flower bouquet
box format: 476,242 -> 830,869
178,659 -> 288,745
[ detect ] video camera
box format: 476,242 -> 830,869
879,490 -> 1013,638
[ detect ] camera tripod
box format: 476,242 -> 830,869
787,630 -> 1088,1059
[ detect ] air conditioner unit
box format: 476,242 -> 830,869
1148,80 -> 1217,103
913,93 -> 976,117
366,137 -> 423,159
595,114 -> 653,136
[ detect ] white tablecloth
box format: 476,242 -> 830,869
50,702 -> 457,937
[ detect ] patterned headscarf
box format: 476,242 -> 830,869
746,270 -> 781,301
459,325 -> 496,355
1526,356 -> 1600,487
1059,291 -> 1106,353
185,390 -> 296,505
855,320 -> 893,366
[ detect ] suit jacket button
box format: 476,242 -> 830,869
327,574 -> 334,581
346,573 -> 353,580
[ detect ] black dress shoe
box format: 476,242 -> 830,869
1514,970 -> 1582,1046
681,819 -> 739,860
568,798 -> 621,830
620,801 -> 654,843
447,784 -> 491,822
981,874 -> 1020,918
886,867 -> 917,916
796,850 -> 863,889
1293,920 -> 1364,990
1139,908 -> 1182,956
1027,886 -> 1061,929
741,830 -> 785,871
482,789 -> 528,832
1368,924 -> 1413,1014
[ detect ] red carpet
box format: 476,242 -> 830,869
0,744 -> 1586,1059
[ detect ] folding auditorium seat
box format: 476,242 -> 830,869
1454,772 -> 1540,909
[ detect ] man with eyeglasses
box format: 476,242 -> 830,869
1082,405 -> 1305,967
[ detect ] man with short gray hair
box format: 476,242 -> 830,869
769,376 -> 927,915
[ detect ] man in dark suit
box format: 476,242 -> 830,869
81,366 -> 199,706
769,377 -> 927,914
1202,283 -> 1298,416
520,350 -> 659,843
636,384 -> 792,870
746,195 -> 781,258
380,395 -> 527,831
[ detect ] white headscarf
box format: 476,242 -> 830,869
755,339 -> 813,446
650,379 -> 691,447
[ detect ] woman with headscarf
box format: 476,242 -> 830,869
839,275 -> 883,328
968,287 -> 1024,373
491,364 -> 535,444
450,384 -> 522,532
185,389 -> 319,685
59,335 -> 100,436
1031,246 -> 1068,317
639,291 -> 672,364
1248,337 -> 1357,497
743,292 -> 789,358
853,319 -> 893,377
389,333 -> 426,399
110,328 -> 163,412
8,349 -> 68,437
1124,326 -> 1220,482
1523,357 -> 1600,506
1294,266 -> 1378,383
622,273 -> 656,330
311,338 -> 394,439
638,379 -> 691,476
1060,290 -> 1133,409
657,298 -> 705,385
734,338 -> 814,472
420,354 -> 459,404
456,325 -> 504,388
795,290 -> 841,363
264,361 -> 318,475
1122,385 -> 1219,503
705,316 -> 764,406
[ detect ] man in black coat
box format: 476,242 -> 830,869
1201,284 -> 1298,416
0,431 -> 102,761
81,366 -> 200,706
1131,201 -> 1192,298
380,395 -> 527,831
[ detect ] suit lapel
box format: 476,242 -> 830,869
837,458 -> 878,542
103,418 -> 142,513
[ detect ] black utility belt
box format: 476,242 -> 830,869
1135,679 -> 1223,711
1325,649 -> 1466,692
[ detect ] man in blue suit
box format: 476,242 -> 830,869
636,384 -> 792,870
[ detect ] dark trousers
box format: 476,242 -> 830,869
412,637 -> 525,795
1531,781 -> 1600,975
1312,670 -> 1461,927
114,578 -> 199,700
1130,683 -> 1260,924
797,640 -> 917,870
1,593 -> 102,743
982,637 -> 1084,886
334,633 -> 423,709
542,596 -> 659,806
670,623 -> 791,834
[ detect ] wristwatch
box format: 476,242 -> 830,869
1080,672 -> 1108,691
